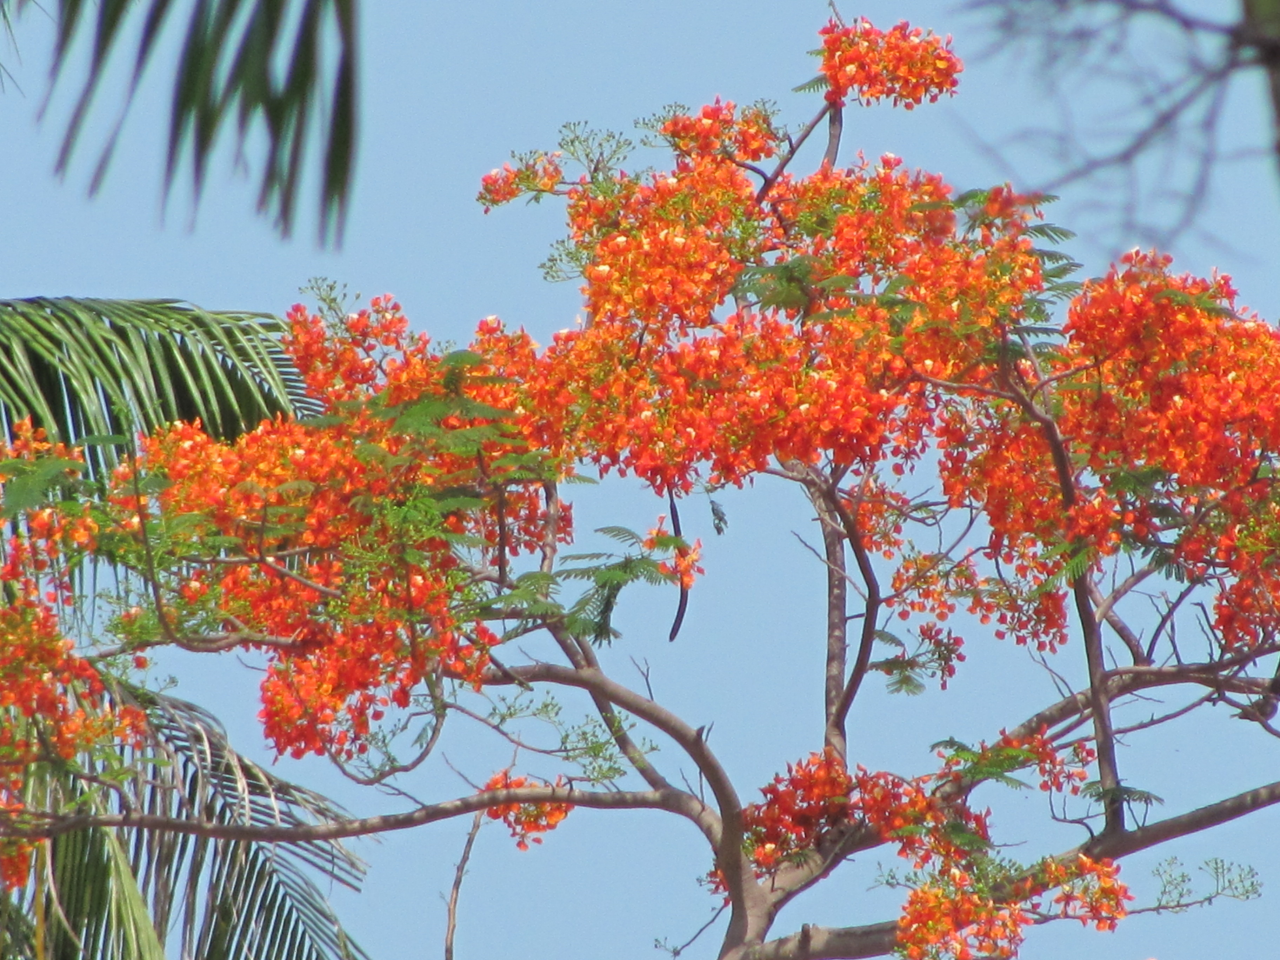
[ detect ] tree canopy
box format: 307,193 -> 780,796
4,14 -> 1280,960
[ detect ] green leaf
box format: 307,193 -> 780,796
885,668 -> 926,696
232,479 -> 269,498
352,442 -> 392,465
952,188 -> 991,207
0,297 -> 313,480
101,830 -> 168,960
2,457 -> 84,517
732,258 -> 817,311
940,821 -> 993,852
77,433 -> 130,447
440,349 -> 486,368
432,495 -> 484,513
1023,222 -> 1076,243
596,525 -> 645,547
874,629 -> 907,648
792,74 -> 828,94
1081,781 -> 1165,807
276,479 -> 319,498
6,693 -> 368,960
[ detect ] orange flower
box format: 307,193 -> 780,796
819,18 -> 962,109
483,771 -> 574,850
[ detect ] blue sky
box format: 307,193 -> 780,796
3,2 -> 1279,959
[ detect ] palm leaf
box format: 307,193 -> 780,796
3,692 -> 369,960
0,891 -> 35,958
0,296 -> 316,475
17,0 -> 357,242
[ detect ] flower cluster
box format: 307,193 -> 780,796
483,771 -> 573,850
735,750 -> 992,878
851,766 -> 990,871
478,152 -> 564,210
473,145 -> 1044,503
1058,251 -> 1280,648
659,100 -> 781,163
931,731 -> 1093,797
896,855 -> 1129,959
1008,731 -> 1093,795
1,422 -> 145,889
898,877 -> 1031,960
1036,855 -> 1131,928
730,738 -> 1112,954
819,18 -> 962,108
741,749 -> 854,871
110,299 -> 564,761
643,517 -> 705,589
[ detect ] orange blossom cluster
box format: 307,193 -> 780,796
736,749 -> 992,878
482,770 -> 573,851
736,743 -> 1117,957
479,151 -> 564,211
819,18 -> 962,108
937,246 -> 1280,651
643,516 -> 705,589
898,855 -> 1129,960
110,297 -> 565,761
1,423 -> 145,889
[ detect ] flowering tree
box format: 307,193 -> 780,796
4,15 -> 1280,960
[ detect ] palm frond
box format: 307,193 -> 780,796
0,296 -> 317,474
0,2 -> 19,92
4,692 -> 369,960
32,0 -> 357,242
0,888 -> 35,959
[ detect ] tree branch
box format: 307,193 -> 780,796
1010,380 -> 1125,833
756,103 -> 833,205
2,786 -> 689,844
808,481 -> 850,760
1085,777 -> 1280,859
477,658 -> 769,950
739,921 -> 898,960
825,490 -> 883,736
541,621 -> 678,795
443,812 -> 484,960
1090,570 -> 1154,665
1008,652 -> 1280,739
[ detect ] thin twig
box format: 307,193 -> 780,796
662,904 -> 728,957
444,812 -> 485,960
756,103 -> 833,204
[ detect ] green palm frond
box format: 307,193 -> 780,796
4,693 -> 368,960
0,296 -> 316,472
20,0 -> 357,242
0,892 -> 35,958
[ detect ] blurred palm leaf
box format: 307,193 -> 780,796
2,693 -> 369,960
8,0 -> 357,242
0,296 -> 316,475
